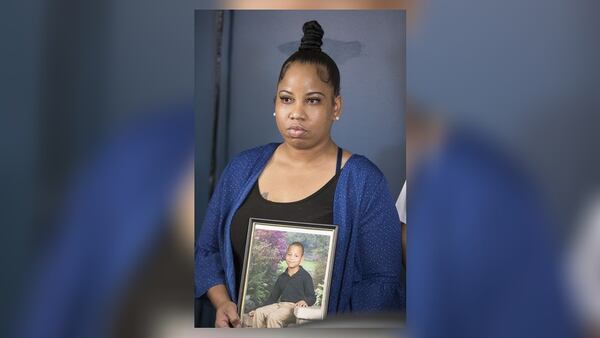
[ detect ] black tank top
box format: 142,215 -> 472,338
230,147 -> 344,291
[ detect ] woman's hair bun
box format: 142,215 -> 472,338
299,20 -> 324,52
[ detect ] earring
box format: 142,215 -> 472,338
335,116 -> 340,121
273,112 -> 276,117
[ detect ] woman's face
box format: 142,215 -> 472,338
275,62 -> 341,150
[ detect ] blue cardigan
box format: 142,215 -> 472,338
195,143 -> 405,313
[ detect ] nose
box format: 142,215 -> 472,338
289,105 -> 306,120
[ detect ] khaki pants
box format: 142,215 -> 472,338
252,302 -> 296,328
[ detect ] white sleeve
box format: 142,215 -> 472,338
569,193 -> 600,327
396,180 -> 407,224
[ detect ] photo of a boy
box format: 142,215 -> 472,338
248,241 -> 316,328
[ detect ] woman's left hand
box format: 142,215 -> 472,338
295,300 -> 308,308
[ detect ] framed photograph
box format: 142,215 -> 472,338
238,218 -> 338,328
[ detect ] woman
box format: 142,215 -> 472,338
195,20 -> 404,328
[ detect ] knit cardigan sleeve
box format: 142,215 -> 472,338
351,172 -> 405,311
194,144 -> 277,299
194,164 -> 230,298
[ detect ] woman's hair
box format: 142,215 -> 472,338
277,20 -> 341,97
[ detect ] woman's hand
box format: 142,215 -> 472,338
214,301 -> 241,328
295,300 -> 308,308
207,284 -> 241,328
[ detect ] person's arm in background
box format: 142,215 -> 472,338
397,181 -> 407,268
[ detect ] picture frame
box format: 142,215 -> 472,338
238,218 -> 338,328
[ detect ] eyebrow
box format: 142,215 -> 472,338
278,90 -> 325,97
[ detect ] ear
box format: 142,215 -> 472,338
333,95 -> 343,121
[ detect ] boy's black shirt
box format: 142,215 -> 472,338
263,266 -> 316,306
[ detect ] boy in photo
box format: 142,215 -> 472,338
249,242 -> 316,328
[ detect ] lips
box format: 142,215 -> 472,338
287,125 -> 308,138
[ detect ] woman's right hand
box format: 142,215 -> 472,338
215,301 -> 241,328
207,284 -> 241,328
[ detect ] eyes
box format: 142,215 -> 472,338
286,252 -> 300,258
279,95 -> 321,105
